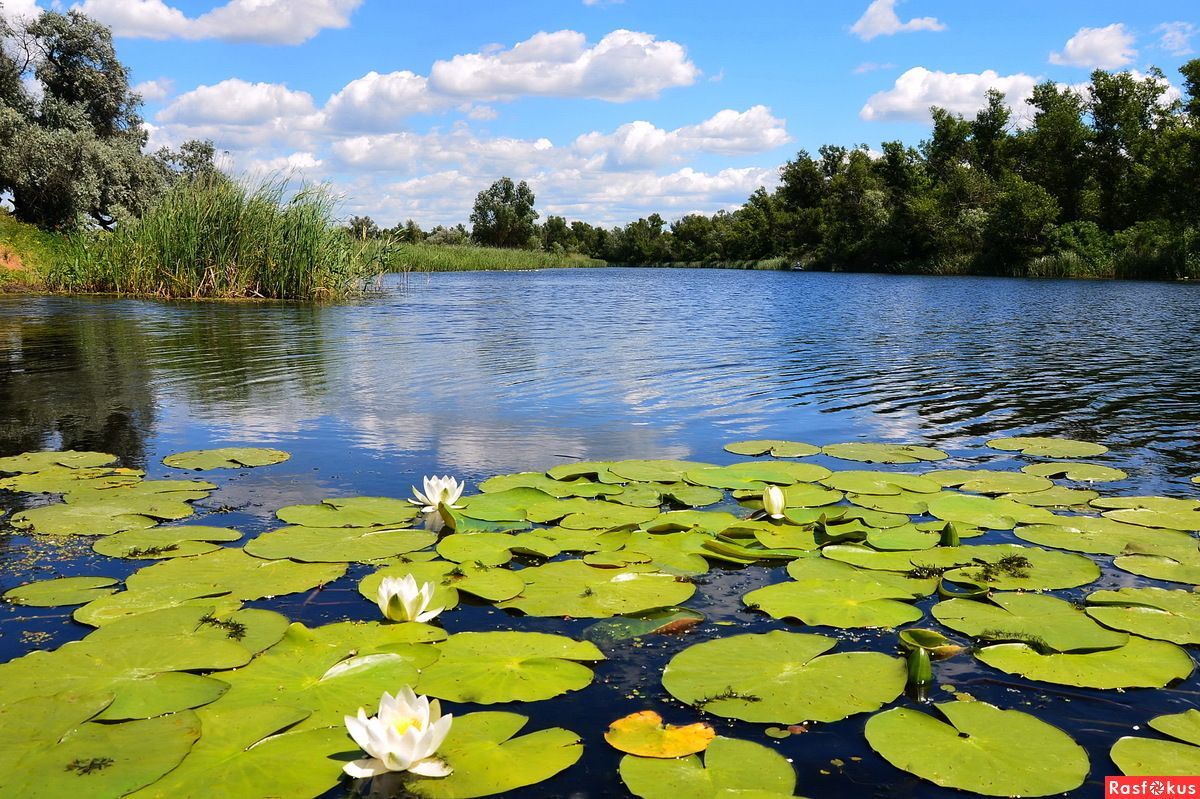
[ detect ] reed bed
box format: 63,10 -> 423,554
384,243 -> 605,272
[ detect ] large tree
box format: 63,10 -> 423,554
469,177 -> 539,248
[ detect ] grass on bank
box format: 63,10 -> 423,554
48,178 -> 386,300
384,243 -> 605,272
0,212 -> 65,290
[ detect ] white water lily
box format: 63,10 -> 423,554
377,574 -> 443,623
409,475 -> 465,513
343,687 -> 453,778
762,485 -> 786,520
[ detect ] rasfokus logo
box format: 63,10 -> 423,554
1107,777 -> 1200,797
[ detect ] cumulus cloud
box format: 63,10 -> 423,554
1157,21 -> 1197,56
321,71 -> 447,131
71,0 -> 361,45
860,66 -> 1039,122
850,0 -> 945,41
133,77 -> 174,102
1049,23 -> 1137,69
428,29 -> 700,101
0,0 -> 41,22
159,78 -> 317,125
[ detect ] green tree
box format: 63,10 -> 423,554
469,177 -> 538,248
346,215 -> 380,240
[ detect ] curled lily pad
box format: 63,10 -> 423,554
932,593 -> 1128,652
3,576 -> 119,606
821,443 -> 947,464
1013,516 -> 1196,558
545,461 -> 617,481
724,439 -> 819,458
864,701 -> 1089,797
400,712 -> 583,799
245,525 -> 435,563
1111,710 -> 1200,777
661,630 -> 904,724
927,469 -> 1054,495
275,497 -> 419,527
744,557 -> 934,629
582,607 -> 704,647
1022,462 -> 1128,482
1086,587 -> 1200,644
498,560 -> 695,617
93,526 -> 242,559
163,447 -> 290,470
820,470 -> 939,496
976,637 -> 1194,688
987,436 -> 1107,458
417,631 -> 603,704
619,736 -> 797,799
898,628 -> 965,658
605,710 -> 714,758
0,450 -> 117,473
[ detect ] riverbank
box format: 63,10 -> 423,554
385,243 -> 604,272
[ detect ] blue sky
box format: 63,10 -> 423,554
6,0 -> 1199,226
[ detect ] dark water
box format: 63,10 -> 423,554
1,268 -> 1199,798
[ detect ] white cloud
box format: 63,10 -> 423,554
159,78 -> 317,125
321,71 -> 446,131
133,77 -> 174,103
71,0 -> 361,45
0,0 -> 41,22
860,66 -> 1039,122
428,29 -> 699,102
1157,21 -> 1197,56
850,0 -> 945,41
1049,23 -> 1136,69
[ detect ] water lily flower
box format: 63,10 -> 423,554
762,485 -> 786,520
410,475 -> 465,513
344,687 -> 453,778
377,574 -> 443,623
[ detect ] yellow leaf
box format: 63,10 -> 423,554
604,710 -> 715,758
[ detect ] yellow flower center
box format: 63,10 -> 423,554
392,714 -> 423,736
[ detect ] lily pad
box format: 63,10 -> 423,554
528,498 -> 660,530
582,607 -> 705,647
821,443 -> 948,464
93,526 -> 242,559
820,470 -> 940,496
124,548 -> 345,600
1102,507 -> 1200,531
744,557 -> 934,629
436,531 -> 559,565
1013,516 -> 1196,558
73,583 -> 241,628
927,469 -> 1054,495
619,736 -> 797,799
479,472 -> 619,498
10,503 -> 160,537
1002,486 -> 1099,506
245,525 -> 435,563
0,465 -> 144,495
619,531 -> 713,575
498,560 -> 695,617
661,630 -> 905,723
976,637 -> 1194,688
823,543 -> 1100,590
987,436 -> 1107,458
163,447 -> 290,470
275,497 -> 419,527
1111,710 -> 1200,777
605,710 -> 714,758
724,439 -> 819,458
1086,587 -> 1200,644
0,450 -> 118,473
1022,462 -> 1128,482
864,701 -> 1089,797
359,559 -> 524,607
925,493 -> 1056,529
459,487 -> 556,522
3,575 -> 119,606
400,712 -> 583,799
1113,553 -> 1200,585
932,593 -> 1128,652
609,460 -> 714,483
660,483 -> 724,508
417,631 -> 603,704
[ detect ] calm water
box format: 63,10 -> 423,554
2,268 -> 1199,798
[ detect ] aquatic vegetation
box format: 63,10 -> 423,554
986,436 -> 1108,458
723,439 -> 819,458
619,736 -> 798,799
162,447 -> 290,471
761,485 -> 786,520
1111,710 -> 1200,777
604,710 -> 714,758
411,475 -> 465,513
377,576 -> 444,624
343,688 -> 453,778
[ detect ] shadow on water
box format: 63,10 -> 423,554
1,268 -> 1200,798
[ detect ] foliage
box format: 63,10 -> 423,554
470,177 -> 539,248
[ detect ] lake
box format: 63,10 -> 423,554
2,267 -> 1199,798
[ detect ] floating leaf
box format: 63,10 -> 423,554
437,531 -> 559,565
821,443 -> 948,464
73,583 -> 240,628
1014,516 -> 1196,558
1111,710 -> 1200,777
163,447 -> 290,470
123,548 -> 345,601
925,493 -> 1056,529
932,593 -> 1128,652
987,437 -> 1107,458
662,630 -> 904,723
245,524 -> 435,563
1086,587 -> 1200,644
724,439 -> 819,458
582,607 -> 704,646
823,543 -> 1100,590
275,496 -> 419,527
1102,507 -> 1200,531
864,701 -> 1089,797
1022,462 -> 1127,482
605,710 -> 714,758
0,465 -> 143,495
528,498 -> 660,530
359,559 -> 524,607
976,637 -> 1194,688
3,576 -> 119,606
642,510 -> 743,535
11,502 -> 160,537
744,557 -> 934,629
93,526 -> 242,559
459,487 -> 556,522
865,524 -> 940,551
609,460 -> 714,483
898,628 -> 965,658
417,631 -> 603,704
498,560 -> 695,617
820,470 -> 939,496
1090,495 -> 1200,513
479,472 -> 619,498
660,483 -> 724,508
1113,553 -> 1200,585
0,450 -> 117,473
927,469 -> 1055,495
1002,486 -> 1099,506
619,531 -> 712,575
400,712 -> 583,799
619,736 -> 797,799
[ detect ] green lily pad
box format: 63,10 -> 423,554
987,437 -> 1107,458
10,502 -> 160,536
1013,516 -> 1196,557
401,712 -> 583,799
976,637 -> 1194,688
685,462 -> 829,490
1111,710 -> 1200,777
745,557 -> 934,629
1102,507 -> 1200,531
865,524 -> 941,550
619,736 -> 797,799
0,450 -> 118,473
582,607 -> 705,647
123,548 -> 345,600
820,470 -> 939,495
436,532 -> 559,565
93,526 -> 243,559
642,510 -> 742,535
163,447 -> 290,470
619,531 -> 713,575
823,543 -> 1100,590
660,483 -> 724,508
661,630 -> 905,723
1086,587 -> 1200,644
245,525 -> 435,563
275,497 -> 419,527
1002,486 -> 1099,506
545,461 -> 618,481
531,499 -> 661,531
846,489 -> 944,514
609,460 -> 714,483
73,584 -> 241,628
0,465 -> 144,495
439,505 -> 531,533
1022,462 -> 1128,482
479,472 -> 620,498
498,560 -> 696,617
538,527 -> 630,553
821,443 -> 948,464
898,628 -> 965,657
926,493 -> 1056,529
3,575 -> 119,606
126,704 -> 348,799
864,701 -> 1088,797
0,693 -> 201,799
417,631 -> 603,704
724,440 -> 820,458
359,559 -> 524,606
459,487 -> 556,522
932,593 -> 1128,652
1113,553 -> 1200,585
607,482 -> 666,508
926,469 -> 1054,495
64,480 -> 215,506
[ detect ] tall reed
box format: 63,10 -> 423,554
50,177 -> 384,299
